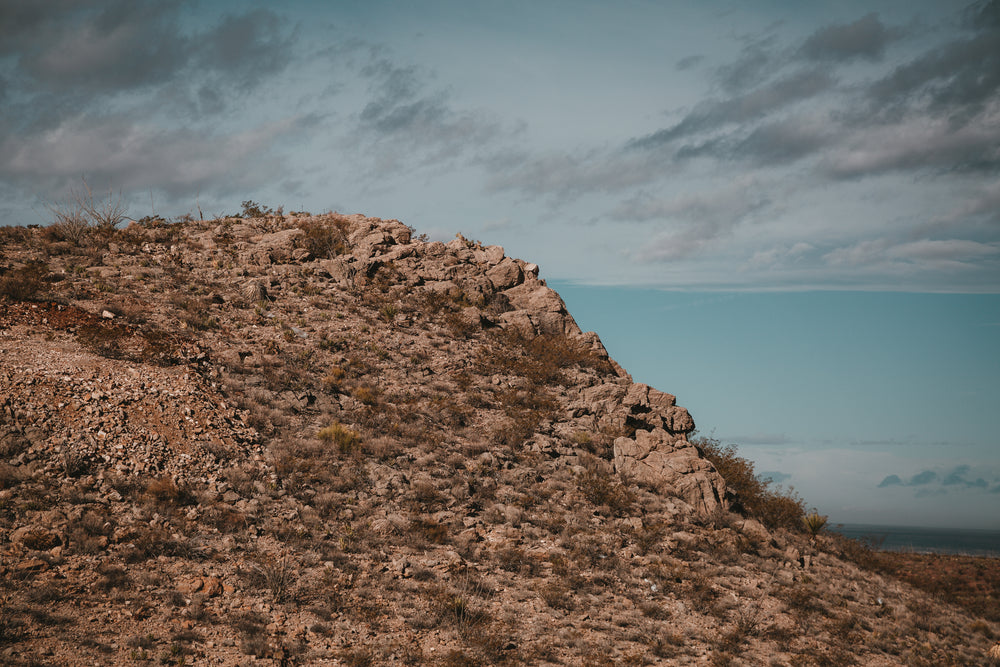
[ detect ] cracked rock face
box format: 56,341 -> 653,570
613,428 -> 727,515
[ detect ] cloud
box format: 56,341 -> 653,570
616,178 -> 771,261
2,2 -> 294,102
9,0 -> 190,94
349,54 -> 508,174
821,110 -> 1000,179
676,55 -> 705,71
484,148 -> 657,200
866,5 -> 1000,116
878,474 -> 903,487
726,433 -> 793,445
0,1 -> 307,212
760,471 -> 792,484
823,238 -> 1000,276
1,2 -> 297,118
746,243 -> 814,270
715,36 -> 778,93
628,68 -> 835,150
733,114 -> 833,165
799,13 -> 898,62
878,464 -> 997,494
191,10 -> 296,92
0,111 -> 315,200
942,464 -> 989,488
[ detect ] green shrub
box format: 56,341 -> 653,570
803,511 -> 828,538
693,436 -> 805,531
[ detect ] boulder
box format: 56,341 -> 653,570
613,428 -> 726,514
623,383 -> 695,434
486,257 -> 524,291
258,228 -> 304,264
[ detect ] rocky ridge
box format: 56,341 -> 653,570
0,212 -> 995,665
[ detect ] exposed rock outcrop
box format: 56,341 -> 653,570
613,428 -> 726,514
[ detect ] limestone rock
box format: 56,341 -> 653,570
623,382 -> 695,434
486,257 -> 524,291
242,228 -> 304,265
613,428 -> 726,514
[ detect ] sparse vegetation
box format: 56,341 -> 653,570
0,211 -> 991,666
693,435 -> 806,531
803,510 -> 828,538
316,422 -> 362,453
0,261 -> 47,302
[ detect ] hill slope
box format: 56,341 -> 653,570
0,213 -> 995,665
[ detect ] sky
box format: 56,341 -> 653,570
1,0 -> 998,528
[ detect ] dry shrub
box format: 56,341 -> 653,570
245,556 -> 293,603
76,322 -> 127,360
693,436 -> 805,531
322,366 -> 347,393
316,422 -> 362,454
96,563 -> 131,591
145,477 -> 195,506
0,261 -> 47,302
410,518 -> 450,545
494,546 -> 539,575
408,479 -> 446,512
576,453 -> 635,516
122,526 -> 195,563
539,581 -> 575,610
479,330 -> 612,386
20,528 -> 61,551
298,217 -> 349,259
352,385 -> 379,406
0,463 -> 22,490
66,509 -> 116,554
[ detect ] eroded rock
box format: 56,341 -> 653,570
614,427 -> 727,514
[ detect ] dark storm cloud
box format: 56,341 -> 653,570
799,13 -> 897,62
0,0 -> 104,56
358,60 -> 445,134
618,178 -> 771,260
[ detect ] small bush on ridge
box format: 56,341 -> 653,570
693,436 -> 805,531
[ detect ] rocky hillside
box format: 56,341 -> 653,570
0,213 -> 996,665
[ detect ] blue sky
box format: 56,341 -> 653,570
1,1 -> 998,527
